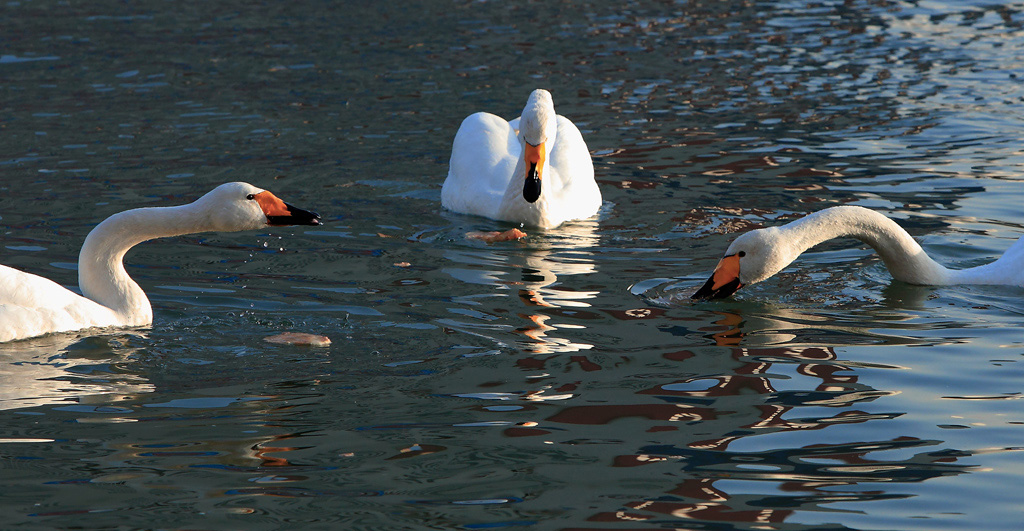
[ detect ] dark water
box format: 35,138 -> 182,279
3,1 -> 1024,529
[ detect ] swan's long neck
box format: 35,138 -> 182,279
78,202 -> 207,323
779,206 -> 955,285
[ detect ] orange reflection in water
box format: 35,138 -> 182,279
510,334 -> 970,528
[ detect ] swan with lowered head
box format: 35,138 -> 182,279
442,89 -> 601,230
0,182 -> 321,342
692,205 -> 1024,299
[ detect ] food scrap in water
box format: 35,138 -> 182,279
466,228 -> 527,243
263,332 -> 331,346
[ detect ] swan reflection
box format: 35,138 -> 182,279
638,277 -> 964,348
442,220 -> 600,353
0,333 -> 154,411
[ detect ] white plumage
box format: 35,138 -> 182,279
0,182 -> 320,342
442,89 -> 601,229
693,205 -> 1024,299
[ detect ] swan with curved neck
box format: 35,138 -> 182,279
0,182 -> 321,342
692,205 -> 1024,299
442,88 -> 601,229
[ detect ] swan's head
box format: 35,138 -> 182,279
519,89 -> 557,204
691,227 -> 790,300
196,182 -> 322,232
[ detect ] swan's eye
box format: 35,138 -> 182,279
246,194 -> 255,200
737,251 -> 746,257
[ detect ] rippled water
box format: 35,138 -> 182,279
3,1 -> 1024,529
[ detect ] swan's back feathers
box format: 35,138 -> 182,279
442,112 -> 520,219
1002,235 -> 1024,285
951,233 -> 1024,286
0,265 -> 119,342
546,115 -> 600,223
1003,234 -> 1024,266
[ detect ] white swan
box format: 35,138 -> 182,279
442,88 -> 601,229
0,182 -> 321,342
692,205 -> 1024,299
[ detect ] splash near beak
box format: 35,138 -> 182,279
523,140 -> 545,203
254,191 -> 322,226
691,253 -> 744,300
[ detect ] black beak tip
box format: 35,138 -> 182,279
691,276 -> 743,300
523,175 -> 542,204
269,204 -> 322,226
691,277 -> 717,300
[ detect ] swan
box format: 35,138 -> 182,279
692,205 -> 1024,299
0,182 -> 321,342
442,88 -> 601,230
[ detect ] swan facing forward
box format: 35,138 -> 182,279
0,182 -> 321,342
692,205 -> 1024,299
442,89 -> 601,229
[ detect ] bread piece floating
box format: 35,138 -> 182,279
263,332 -> 331,346
466,228 -> 527,243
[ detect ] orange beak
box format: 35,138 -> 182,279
691,254 -> 744,299
523,141 -> 545,203
253,191 -> 321,226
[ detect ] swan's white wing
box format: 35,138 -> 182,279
442,112 -> 520,220
0,265 -> 120,342
545,115 -> 601,225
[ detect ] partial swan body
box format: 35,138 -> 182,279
442,89 -> 601,229
692,205 -> 1024,299
0,182 -> 321,342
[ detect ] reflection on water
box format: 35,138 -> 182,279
635,276 -> 969,349
596,438 -> 971,527
494,339 -> 980,529
443,219 -> 601,354
0,334 -> 154,411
